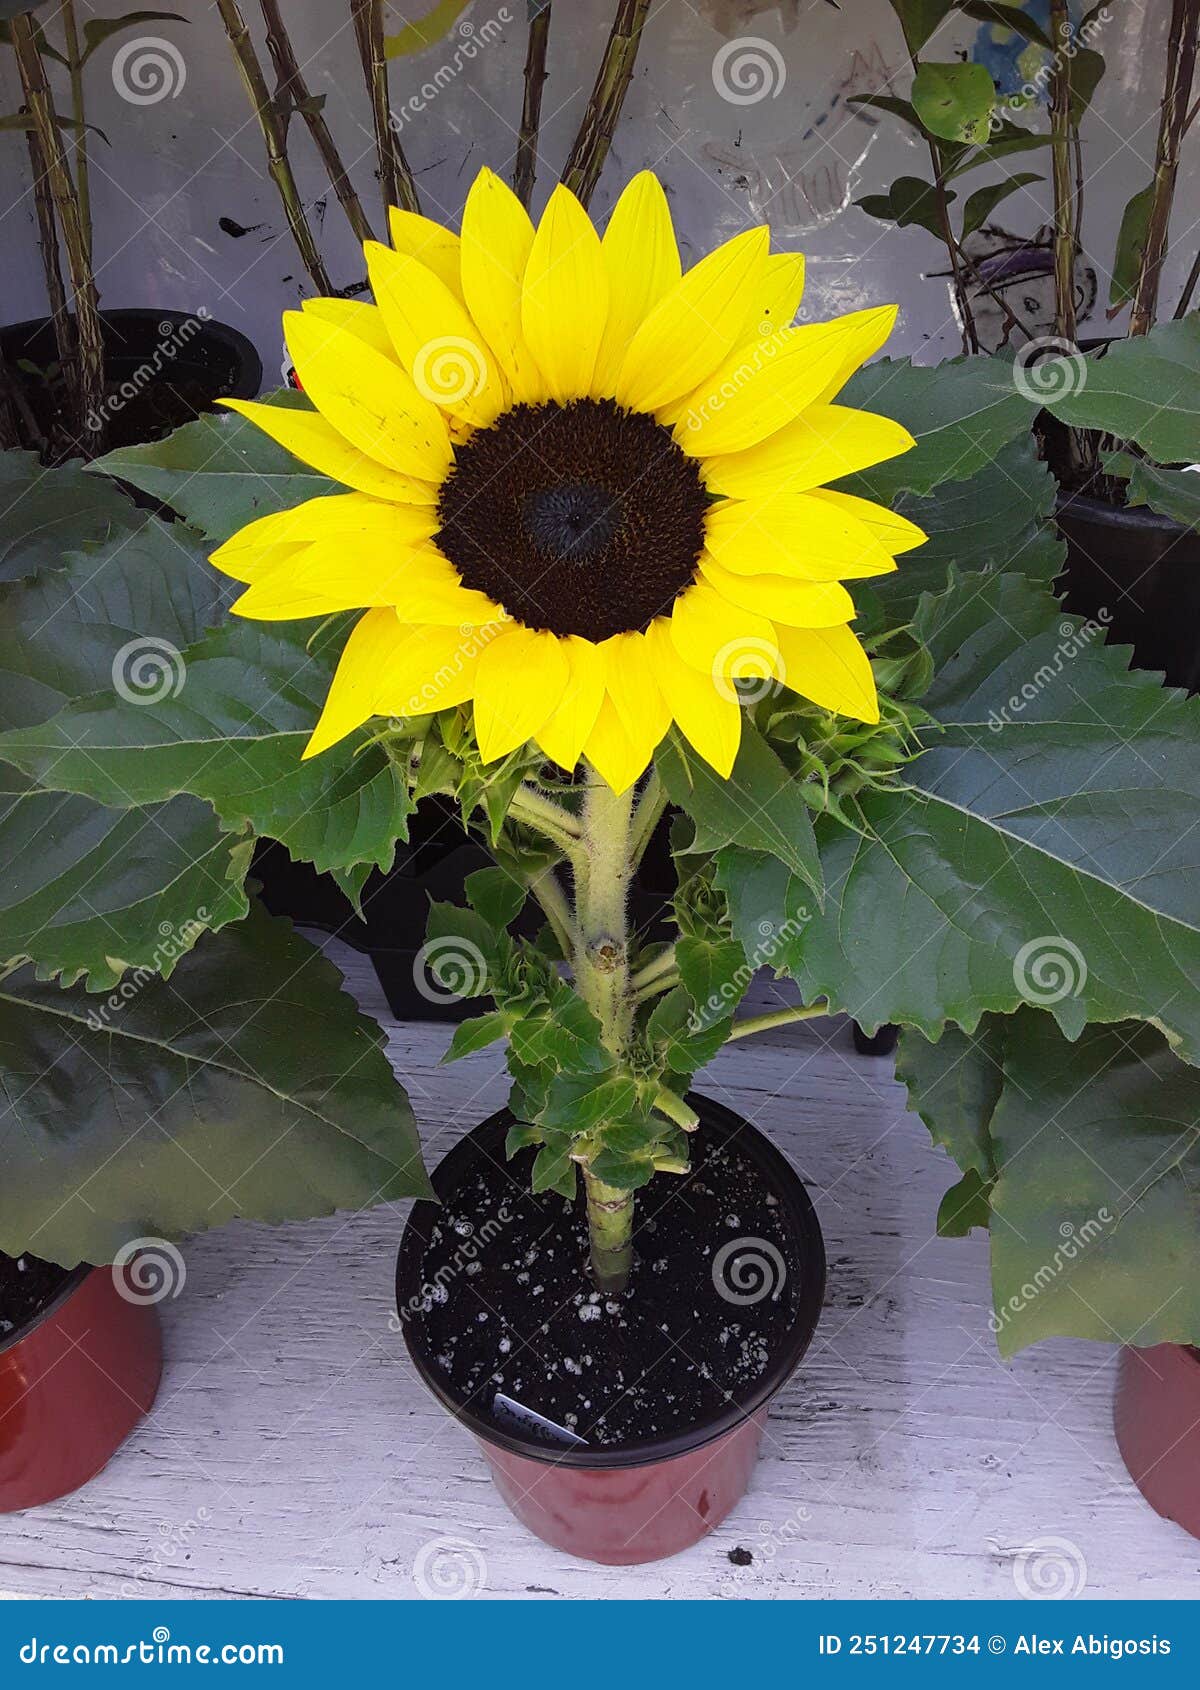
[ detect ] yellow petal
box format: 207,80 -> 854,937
534,636 -> 606,773
212,493 -> 436,580
232,535 -> 429,618
219,399 -> 439,504
812,489 -> 927,556
593,172 -> 681,396
704,492 -> 897,581
303,608 -> 407,758
583,696 -> 653,795
648,618 -> 742,778
670,579 -> 776,675
700,555 -> 855,627
284,311 -> 452,481
737,251 -> 805,341
773,622 -> 879,723
702,405 -> 916,499
472,626 -> 569,762
389,548 -> 507,626
677,306 -> 898,457
615,226 -> 770,414
302,298 -> 398,362
388,207 -> 465,302
378,622 -> 499,719
460,167 -> 545,402
601,631 -> 671,752
522,184 -> 609,401
365,241 -> 507,427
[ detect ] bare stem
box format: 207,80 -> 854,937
351,0 -> 419,216
514,1 -> 552,209
61,1 -> 90,268
1130,0 -> 1200,336
259,0 -> 376,246
728,1003 -> 830,1042
562,0 -> 651,209
24,124 -> 76,405
11,12 -> 105,449
1174,244 -> 1200,317
216,0 -> 333,293
1049,0 -> 1078,344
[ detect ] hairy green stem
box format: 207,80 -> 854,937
728,1003 -> 830,1041
629,767 -> 667,866
524,863 -> 578,957
629,942 -> 676,994
508,784 -> 582,855
583,1173 -> 633,1293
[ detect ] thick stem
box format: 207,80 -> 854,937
24,124 -> 76,406
61,1 -> 90,269
351,0 -> 419,216
1049,0 -> 1077,344
561,0 -> 652,209
524,863 -> 578,957
583,1173 -> 633,1293
629,766 -> 667,865
259,0 -> 376,246
11,13 -> 104,449
514,2 -> 552,209
1130,0 -> 1200,336
216,0 -> 334,293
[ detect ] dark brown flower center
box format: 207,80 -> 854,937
434,398 -> 708,640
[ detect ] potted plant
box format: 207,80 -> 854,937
0,3 -> 260,461
5,158 -> 1200,1560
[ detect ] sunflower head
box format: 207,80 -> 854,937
210,169 -> 924,794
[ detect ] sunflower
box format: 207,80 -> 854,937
210,169 -> 924,793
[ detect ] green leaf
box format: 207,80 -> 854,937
531,1142 -> 577,1199
538,1071 -> 639,1136
836,353 -> 1032,500
871,434 -> 1063,623
954,0 -> 1055,49
87,394 -> 339,544
656,724 -> 822,901
80,11 -> 186,63
444,1010 -> 513,1062
896,1017 -> 1006,1182
505,1122 -> 542,1157
1106,453 -> 1200,531
423,900 -> 498,999
960,171 -> 1041,239
508,985 -> 607,1075
0,617 -> 414,876
1067,46 -> 1105,121
464,864 -> 527,931
846,93 -> 925,133
737,571 -> 1200,1061
0,902 -> 428,1266
0,451 -> 138,583
943,129 -> 1054,181
643,985 -> 732,1077
675,934 -> 750,1029
936,1168 -> 993,1236
1108,184 -> 1154,312
912,61 -> 996,144
887,0 -> 958,53
587,1148 -> 657,1191
856,176 -> 949,239
1039,316 -> 1200,463
905,1009 -> 1200,1354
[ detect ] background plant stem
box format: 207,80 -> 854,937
24,126 -> 77,405
61,1 -> 90,269
1049,0 -> 1077,344
1130,0 -> 1200,335
514,1 -> 551,209
351,0 -> 419,216
562,0 -> 651,209
259,0 -> 376,246
216,0 -> 334,294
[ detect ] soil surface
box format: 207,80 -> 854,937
0,1250 -> 70,1343
404,1127 -> 809,1450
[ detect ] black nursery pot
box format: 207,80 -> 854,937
397,1096 -> 825,1565
1,308 -> 261,449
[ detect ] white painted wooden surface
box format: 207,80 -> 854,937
2,942 -> 1197,1601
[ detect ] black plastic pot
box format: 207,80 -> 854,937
1,308 -> 261,452
1056,489 -> 1200,691
397,1096 -> 826,1564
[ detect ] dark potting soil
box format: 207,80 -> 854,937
0,1250 -> 71,1343
14,368 -> 222,464
406,1135 -> 804,1450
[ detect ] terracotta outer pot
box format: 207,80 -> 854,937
398,1098 -> 826,1565
1114,1344 -> 1200,1541
0,1265 -> 163,1513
